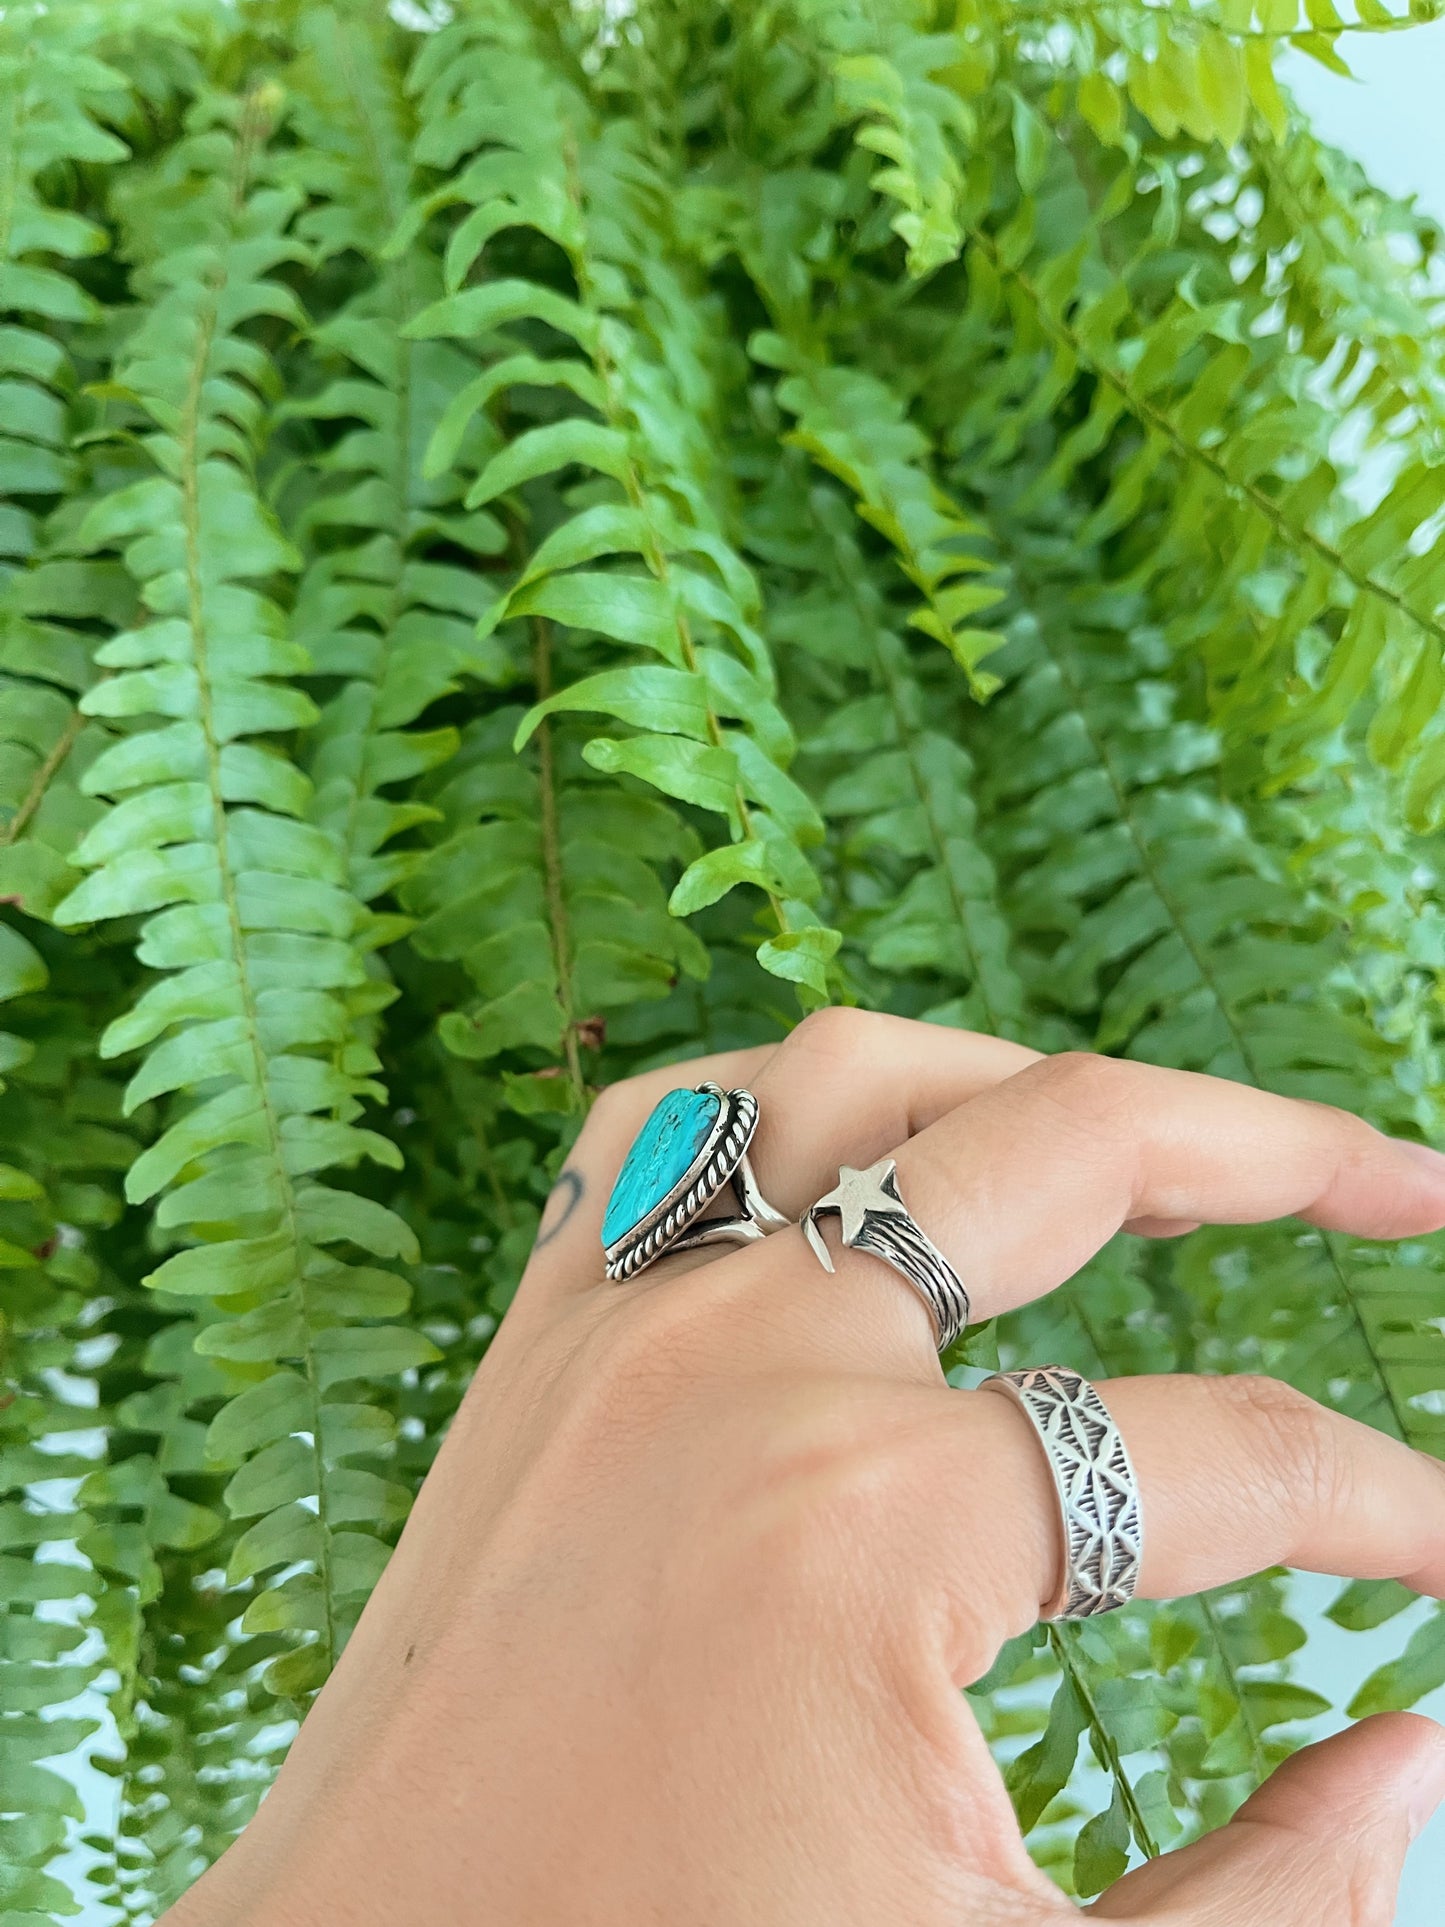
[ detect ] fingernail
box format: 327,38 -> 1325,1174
1406,1730 -> 1445,1840
1391,1139 -> 1445,1180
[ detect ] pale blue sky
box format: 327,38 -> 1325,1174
1285,25 -> 1445,224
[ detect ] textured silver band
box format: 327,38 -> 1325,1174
801,1158 -> 970,1352
981,1366 -> 1142,1620
604,1084 -> 788,1282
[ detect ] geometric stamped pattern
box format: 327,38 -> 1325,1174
983,1365 -> 1143,1620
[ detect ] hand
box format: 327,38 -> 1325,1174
165,1015 -> 1445,1925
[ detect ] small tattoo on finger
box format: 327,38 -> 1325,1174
536,1168 -> 584,1247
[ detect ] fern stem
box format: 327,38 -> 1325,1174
1057,1280 -> 1116,1382
820,512 -> 1008,1033
971,230 -> 1445,660
0,702 -> 83,846
1047,1623 -> 1160,1860
531,614 -> 588,1107
876,638 -> 1004,1035
1198,1592 -> 1269,1784
1253,137 -> 1445,460
557,136 -> 793,939
177,90 -> 338,1676
325,21 -> 419,887
331,10 -> 404,231
445,1060 -> 518,1230
0,38 -> 36,259
501,479 -> 590,1101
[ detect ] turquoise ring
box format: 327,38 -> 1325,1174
602,1082 -> 789,1281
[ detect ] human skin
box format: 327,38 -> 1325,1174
164,1014 -> 1445,1925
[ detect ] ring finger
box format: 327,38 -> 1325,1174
934,1371 -> 1445,1669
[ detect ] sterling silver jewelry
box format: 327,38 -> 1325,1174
981,1366 -> 1142,1620
602,1082 -> 788,1282
801,1158 -> 970,1352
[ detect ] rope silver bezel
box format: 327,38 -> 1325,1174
603,1084 -> 766,1281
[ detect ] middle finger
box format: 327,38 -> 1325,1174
760,1049 -> 1445,1346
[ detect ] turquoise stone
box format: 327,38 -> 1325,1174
602,1086 -> 721,1247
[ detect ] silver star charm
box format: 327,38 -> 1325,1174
801,1157 -> 902,1271
800,1157 -> 971,1351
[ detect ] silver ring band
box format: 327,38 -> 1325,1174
981,1366 -> 1142,1620
603,1083 -> 788,1281
801,1158 -> 970,1352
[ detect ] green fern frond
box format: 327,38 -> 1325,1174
3,2 -> 1445,1910
957,218 -> 1445,797
86,1298 -> 275,1919
989,0 -> 1439,147
403,708 -> 707,1104
969,536 -> 1442,1432
0,971 -> 106,1920
401,12 -> 837,998
54,88 -> 434,1702
796,0 -> 974,275
753,465 -> 1025,1033
279,5 -> 499,923
755,337 -> 1009,695
1252,126 -> 1445,459
0,7 -> 137,920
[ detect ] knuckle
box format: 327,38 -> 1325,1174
1292,1098 -> 1381,1180
583,1071 -> 649,1136
1028,1050 -> 1135,1124
783,1004 -> 883,1070
743,1470 -> 891,1627
775,1008 -> 918,1145
789,1442 -> 902,1548
1218,1375 -> 1348,1518
1347,1869 -> 1397,1927
1218,1372 -> 1318,1431
1236,1832 -> 1393,1927
1336,1109 -> 1391,1178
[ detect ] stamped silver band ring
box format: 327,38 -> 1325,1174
981,1365 -> 1143,1620
801,1157 -> 971,1352
602,1082 -> 788,1282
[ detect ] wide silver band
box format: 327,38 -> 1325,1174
801,1158 -> 970,1352
604,1084 -> 788,1282
981,1366 -> 1142,1620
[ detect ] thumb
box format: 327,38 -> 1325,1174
1090,1712 -> 1445,1925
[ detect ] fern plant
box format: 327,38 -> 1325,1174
3,0 -> 1445,1914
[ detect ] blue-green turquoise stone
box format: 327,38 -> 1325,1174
603,1086 -> 721,1246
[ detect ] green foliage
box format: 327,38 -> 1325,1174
2,0 -> 1445,1913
